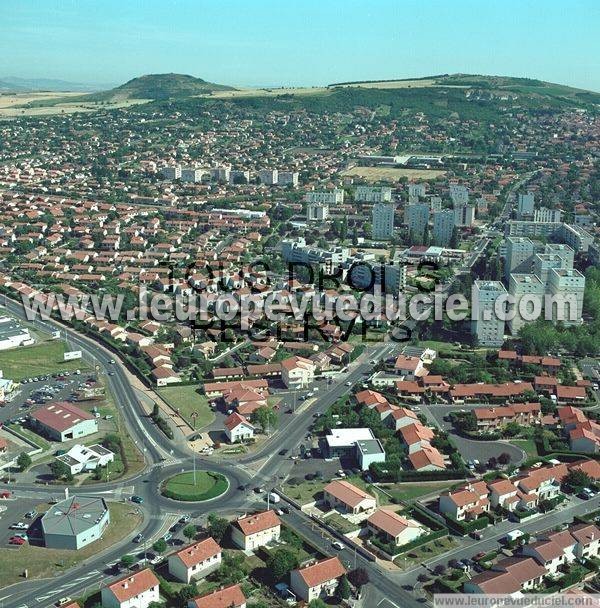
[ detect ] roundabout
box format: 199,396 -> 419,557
160,470 -> 230,502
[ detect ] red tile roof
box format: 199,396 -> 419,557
31,401 -> 94,432
173,537 -> 221,568
190,584 -> 246,608
294,556 -> 346,588
105,569 -> 159,603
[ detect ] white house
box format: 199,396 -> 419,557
56,443 -> 114,475
188,584 -> 246,608
367,509 -> 424,547
290,557 -> 346,602
168,537 -> 222,583
230,510 -> 281,551
281,356 -> 315,389
101,569 -> 160,608
323,480 -> 377,515
224,412 -> 255,443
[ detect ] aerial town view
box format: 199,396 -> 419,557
0,1 -> 599,608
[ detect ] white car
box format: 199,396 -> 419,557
149,555 -> 163,565
10,522 -> 28,530
345,381 -> 352,386
332,541 -> 345,550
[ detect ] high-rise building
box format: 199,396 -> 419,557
472,281 -> 507,347
505,237 -> 535,279
432,210 -> 454,246
546,268 -> 585,326
211,166 -> 231,182
453,204 -> 475,227
507,274 -> 544,335
259,169 -> 278,185
278,171 -> 299,187
517,192 -> 535,217
229,170 -> 250,185
372,203 -> 395,239
449,184 -> 469,206
408,183 -> 426,201
305,189 -> 345,205
534,207 -> 562,223
404,203 -> 430,241
306,202 -> 329,222
181,167 -> 207,183
160,165 -> 181,180
355,186 -> 392,203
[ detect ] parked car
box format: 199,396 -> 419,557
10,522 -> 28,530
131,495 -> 144,504
8,536 -> 26,545
332,541 -> 345,550
133,533 -> 144,543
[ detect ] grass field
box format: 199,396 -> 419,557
161,471 -> 228,501
509,439 -> 539,457
340,166 -> 446,182
0,501 -> 141,588
158,385 -> 214,429
0,341 -> 89,380
393,535 -> 457,569
383,481 -> 457,503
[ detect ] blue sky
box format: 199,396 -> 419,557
1,0 -> 599,91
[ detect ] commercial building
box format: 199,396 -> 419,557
0,317 -> 33,350
41,496 -> 110,550
324,427 -> 386,469
30,401 -> 98,442
371,202 -> 395,239
432,210 -> 455,246
472,281 -> 507,347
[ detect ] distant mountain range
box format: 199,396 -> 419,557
0,76 -> 110,93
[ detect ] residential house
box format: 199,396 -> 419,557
168,538 -> 222,583
323,480 -> 377,515
101,569 -> 160,608
230,510 -> 281,551
224,412 -> 255,443
366,509 -> 424,547
188,583 -> 246,608
290,557 -> 346,603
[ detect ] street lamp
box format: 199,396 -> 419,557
190,412 -> 198,485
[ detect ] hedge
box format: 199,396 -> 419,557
445,515 -> 489,535
409,505 -> 447,532
394,528 -> 448,555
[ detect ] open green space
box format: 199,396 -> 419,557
0,340 -> 89,381
161,470 -> 229,501
158,385 -> 214,429
393,535 -> 457,570
0,501 -> 141,589
382,481 -> 457,503
509,439 -> 539,457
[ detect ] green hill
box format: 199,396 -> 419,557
88,73 -> 235,101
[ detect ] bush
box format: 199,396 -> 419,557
445,515 -> 489,535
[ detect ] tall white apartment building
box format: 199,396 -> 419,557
508,274 -> 545,335
306,202 -> 329,222
259,169 -> 278,185
355,185 -> 393,203
453,204 -> 475,227
472,281 -> 507,347
429,196 -> 443,212
533,254 -> 570,287
404,203 -> 430,239
432,210 -> 454,246
372,203 -> 395,239
505,237 -> 535,279
517,192 -> 535,217
305,188 -> 345,204
278,171 -> 299,186
160,165 -> 181,180
534,207 -> 562,223
449,184 -> 469,206
546,268 -> 585,326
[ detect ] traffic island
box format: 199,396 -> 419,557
160,470 -> 229,501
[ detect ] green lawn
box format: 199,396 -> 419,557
158,385 -> 215,429
0,340 -> 89,381
509,439 -> 539,457
282,479 -> 325,505
383,481 -> 456,503
393,536 -> 457,569
161,471 -> 228,501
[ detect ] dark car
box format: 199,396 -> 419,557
278,449 -> 289,456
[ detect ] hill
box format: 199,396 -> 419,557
327,73 -> 600,105
86,73 -> 235,101
0,76 -> 104,93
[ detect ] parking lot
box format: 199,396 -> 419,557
0,495 -> 48,549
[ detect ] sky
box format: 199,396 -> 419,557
1,0 -> 599,91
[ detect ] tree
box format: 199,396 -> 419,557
182,524 -> 197,540
308,600 -> 328,608
503,422 -> 521,437
207,513 -> 229,542
176,583 -> 198,608
152,538 -> 168,554
120,554 -> 135,568
337,575 -> 351,600
488,456 -> 498,469
348,567 -> 369,589
16,452 -> 32,472
49,460 -> 73,481
267,547 -> 298,580
215,551 -> 247,585
498,452 -> 511,465
251,406 -> 277,433
564,469 -> 593,491
433,564 -> 447,576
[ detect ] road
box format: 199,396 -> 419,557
0,296 -> 413,608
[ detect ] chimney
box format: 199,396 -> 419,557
64,487 -> 69,499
